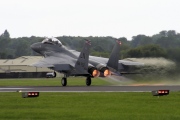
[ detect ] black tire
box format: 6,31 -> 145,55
86,77 -> 91,86
61,77 -> 67,86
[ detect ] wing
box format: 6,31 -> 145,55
30,56 -> 75,68
75,52 -> 144,67
89,56 -> 143,65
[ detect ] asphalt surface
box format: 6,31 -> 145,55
0,85 -> 180,92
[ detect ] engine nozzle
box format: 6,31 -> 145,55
92,69 -> 100,77
88,67 -> 100,77
103,69 -> 111,77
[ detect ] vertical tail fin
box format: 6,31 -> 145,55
75,39 -> 91,74
107,40 -> 121,71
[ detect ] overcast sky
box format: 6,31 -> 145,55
0,0 -> 180,39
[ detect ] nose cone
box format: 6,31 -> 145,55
30,42 -> 41,52
30,43 -> 37,51
30,43 -> 35,50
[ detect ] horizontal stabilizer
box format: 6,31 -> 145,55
119,60 -> 144,66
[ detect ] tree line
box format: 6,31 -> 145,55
0,30 -> 180,63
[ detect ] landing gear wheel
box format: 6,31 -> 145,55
86,77 -> 91,86
61,77 -> 67,86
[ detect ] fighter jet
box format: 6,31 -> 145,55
30,37 -> 143,86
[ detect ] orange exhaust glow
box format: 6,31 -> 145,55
104,69 -> 111,77
92,70 -> 100,77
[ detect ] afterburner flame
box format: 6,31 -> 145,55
92,70 -> 100,77
104,69 -> 111,77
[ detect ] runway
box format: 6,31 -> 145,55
0,85 -> 180,92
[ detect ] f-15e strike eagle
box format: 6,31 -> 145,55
30,37 -> 143,86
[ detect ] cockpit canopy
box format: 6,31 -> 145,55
42,37 -> 62,46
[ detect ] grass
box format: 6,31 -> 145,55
0,78 -> 180,119
0,77 -> 112,86
1,75 -> 180,87
0,92 -> 180,120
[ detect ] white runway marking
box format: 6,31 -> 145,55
0,88 -> 32,90
31,91 -> 150,93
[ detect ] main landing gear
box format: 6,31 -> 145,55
61,77 -> 67,86
86,76 -> 91,86
61,75 -> 92,86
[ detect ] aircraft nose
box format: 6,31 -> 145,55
30,43 -> 41,51
30,43 -> 36,50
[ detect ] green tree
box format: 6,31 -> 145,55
15,40 -> 29,57
159,30 -> 167,37
131,35 -> 153,47
1,30 -> 10,38
167,30 -> 176,37
126,44 -> 167,58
